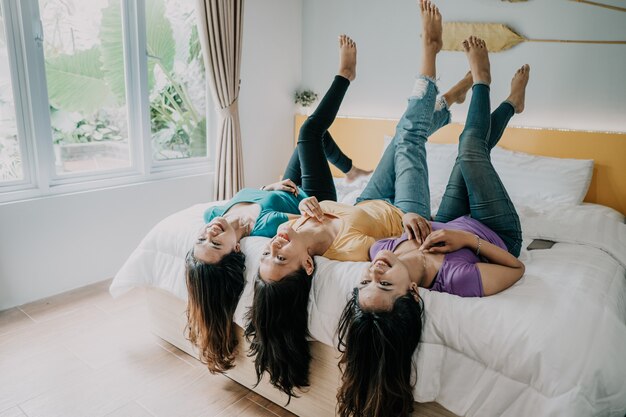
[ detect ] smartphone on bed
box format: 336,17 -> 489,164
527,239 -> 556,250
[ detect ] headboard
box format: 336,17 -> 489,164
295,115 -> 626,216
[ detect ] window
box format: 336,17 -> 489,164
146,0 -> 207,162
0,3 -> 23,183
40,0 -> 131,175
0,0 -> 210,203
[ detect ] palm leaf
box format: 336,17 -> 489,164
145,0 -> 175,88
46,47 -> 116,114
190,118 -> 207,157
100,0 -> 127,102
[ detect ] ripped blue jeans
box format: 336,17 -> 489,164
356,76 -> 447,218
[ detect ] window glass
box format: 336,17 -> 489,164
146,0 -> 208,161
0,5 -> 24,182
40,0 -> 131,174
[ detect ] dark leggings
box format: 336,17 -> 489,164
435,84 -> 522,256
281,75 -> 351,202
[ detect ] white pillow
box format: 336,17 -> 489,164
333,175 -> 371,205
379,138 -> 594,213
490,146 -> 593,209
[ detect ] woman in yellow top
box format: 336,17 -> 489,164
244,0 -> 475,400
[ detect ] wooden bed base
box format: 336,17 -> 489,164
144,287 -> 459,417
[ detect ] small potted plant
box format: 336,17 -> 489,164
294,89 -> 318,115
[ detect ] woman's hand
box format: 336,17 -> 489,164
299,196 -> 324,221
419,229 -> 474,253
402,212 -> 431,242
262,179 -> 298,196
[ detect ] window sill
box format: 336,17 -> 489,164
0,164 -> 213,205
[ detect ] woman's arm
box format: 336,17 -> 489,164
420,229 -> 525,296
260,179 -> 299,196
401,212 -> 431,243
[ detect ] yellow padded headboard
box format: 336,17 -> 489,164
295,115 -> 626,216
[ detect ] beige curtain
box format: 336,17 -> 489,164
196,0 -> 244,200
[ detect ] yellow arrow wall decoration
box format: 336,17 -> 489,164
442,22 -> 626,52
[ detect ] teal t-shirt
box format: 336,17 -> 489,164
203,187 -> 308,238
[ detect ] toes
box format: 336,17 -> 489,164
462,40 -> 470,51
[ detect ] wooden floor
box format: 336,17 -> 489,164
0,280 -> 295,417
0,280 -> 458,417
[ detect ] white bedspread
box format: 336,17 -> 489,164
111,202 -> 626,417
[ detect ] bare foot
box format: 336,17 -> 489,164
338,34 -> 357,81
442,71 -> 473,106
506,64 -> 530,113
345,165 -> 372,183
463,36 -> 490,85
420,0 -> 443,54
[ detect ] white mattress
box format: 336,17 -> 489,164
111,196 -> 626,417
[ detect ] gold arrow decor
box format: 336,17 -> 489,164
442,22 -> 626,52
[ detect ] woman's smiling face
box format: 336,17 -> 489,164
258,224 -> 313,282
193,217 -> 240,264
357,250 -> 416,311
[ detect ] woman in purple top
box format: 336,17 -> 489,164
335,10 -> 529,416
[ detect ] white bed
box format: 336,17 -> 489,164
111,139 -> 626,417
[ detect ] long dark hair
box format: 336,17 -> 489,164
336,288 -> 424,417
185,249 -> 246,373
244,267 -> 313,402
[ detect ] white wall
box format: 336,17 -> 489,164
301,0 -> 626,132
0,0 -> 303,311
239,0 -> 303,187
0,175 -> 212,310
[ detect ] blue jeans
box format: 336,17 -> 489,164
356,76 -> 448,218
434,84 -> 522,256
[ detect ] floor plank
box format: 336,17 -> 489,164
103,402 -> 155,417
18,279 -> 114,323
0,308 -> 34,337
0,407 -> 27,417
137,370 -> 249,417
215,397 -> 281,417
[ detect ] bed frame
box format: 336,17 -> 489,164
145,117 -> 625,417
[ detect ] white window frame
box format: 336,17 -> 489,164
0,0 -> 213,204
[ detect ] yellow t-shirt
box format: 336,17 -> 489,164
315,200 -> 404,262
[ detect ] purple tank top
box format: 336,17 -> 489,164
369,216 -> 507,297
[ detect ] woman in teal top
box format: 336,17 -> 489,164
184,35 -> 369,375
202,187 -> 308,239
